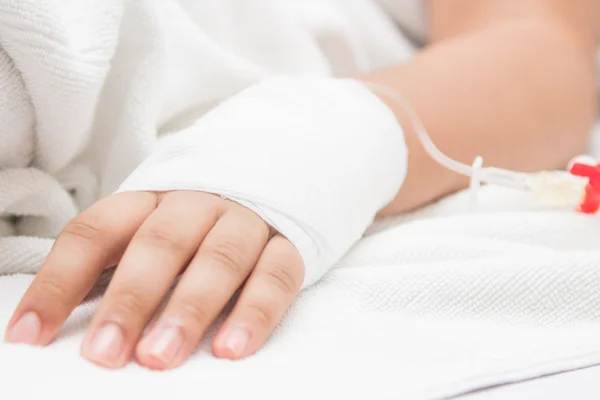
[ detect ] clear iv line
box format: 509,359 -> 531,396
363,82 -> 533,191
363,81 -> 591,210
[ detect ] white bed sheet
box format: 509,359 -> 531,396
456,122 -> 600,400
3,126 -> 600,400
462,365 -> 600,399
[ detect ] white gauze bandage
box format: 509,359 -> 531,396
117,77 -> 408,287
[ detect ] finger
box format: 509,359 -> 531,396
80,192 -> 220,368
213,234 -> 304,360
4,192 -> 157,346
135,207 -> 270,370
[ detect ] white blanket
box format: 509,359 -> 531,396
5,185 -> 600,399
0,0 -> 414,281
3,1 -> 600,399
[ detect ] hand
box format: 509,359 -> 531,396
4,191 -> 304,370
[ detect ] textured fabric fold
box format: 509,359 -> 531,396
0,0 -> 412,276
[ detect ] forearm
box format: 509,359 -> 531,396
361,20 -> 598,215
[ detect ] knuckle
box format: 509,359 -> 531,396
135,225 -> 187,253
30,278 -> 74,321
263,263 -> 301,295
61,218 -> 105,243
110,290 -> 149,317
177,297 -> 210,324
34,278 -> 70,305
246,303 -> 276,330
205,239 -> 248,276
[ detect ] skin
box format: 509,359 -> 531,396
4,0 -> 600,370
375,0 -> 600,215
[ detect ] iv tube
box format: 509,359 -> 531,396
363,81 -> 593,210
364,82 -> 535,191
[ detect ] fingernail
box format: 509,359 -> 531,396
148,324 -> 183,364
5,312 -> 41,344
89,323 -> 124,363
222,327 -> 251,357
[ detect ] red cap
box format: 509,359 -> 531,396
569,162 -> 600,214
